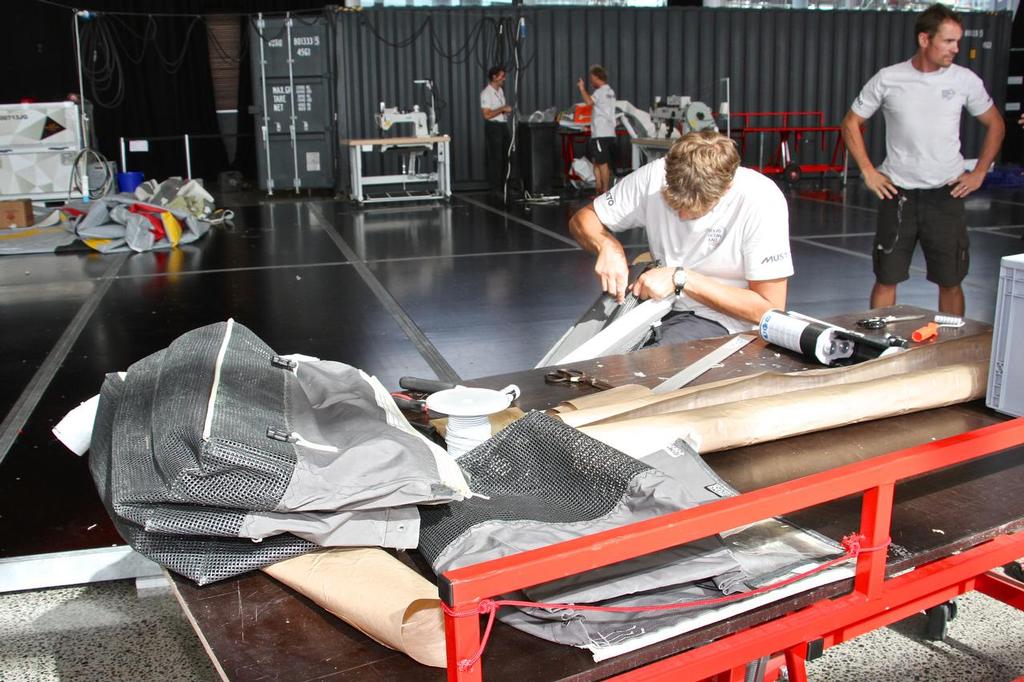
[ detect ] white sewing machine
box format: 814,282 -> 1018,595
376,105 -> 431,138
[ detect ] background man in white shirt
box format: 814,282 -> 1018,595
568,131 -> 793,345
576,65 -> 617,195
841,3 -> 1004,316
480,65 -> 512,196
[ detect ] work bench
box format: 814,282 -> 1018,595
169,305 -> 1024,681
343,135 -> 452,204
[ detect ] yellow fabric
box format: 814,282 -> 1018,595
160,211 -> 183,246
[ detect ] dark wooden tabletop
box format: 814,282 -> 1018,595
170,305 -> 1024,681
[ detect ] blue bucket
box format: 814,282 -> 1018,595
116,171 -> 145,193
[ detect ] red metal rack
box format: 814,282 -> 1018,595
729,111 -> 847,183
441,418 -> 1024,682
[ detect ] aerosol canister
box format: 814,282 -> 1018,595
758,310 -> 855,366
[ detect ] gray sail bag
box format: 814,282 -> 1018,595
89,320 -> 468,585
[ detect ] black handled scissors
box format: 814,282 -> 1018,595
543,368 -> 614,391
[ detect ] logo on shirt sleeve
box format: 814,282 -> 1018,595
604,193 -> 615,206
761,251 -> 790,264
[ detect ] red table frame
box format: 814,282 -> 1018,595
558,128 -> 632,182
729,111 -> 847,179
441,418 -> 1024,682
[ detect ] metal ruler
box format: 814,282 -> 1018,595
651,335 -> 755,394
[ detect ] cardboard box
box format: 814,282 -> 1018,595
0,199 -> 33,228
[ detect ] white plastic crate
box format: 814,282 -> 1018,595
987,253 -> 1024,417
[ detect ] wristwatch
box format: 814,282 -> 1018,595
672,267 -> 688,295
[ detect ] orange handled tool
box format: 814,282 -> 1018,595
911,322 -> 939,342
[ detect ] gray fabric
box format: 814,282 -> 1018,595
88,320 -> 466,584
417,413 -> 746,648
240,506 -> 420,549
537,261 -> 662,367
281,360 -> 462,511
419,419 -> 843,651
72,193 -> 211,253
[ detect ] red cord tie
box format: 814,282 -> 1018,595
443,532 -> 891,672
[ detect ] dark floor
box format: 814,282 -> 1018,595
0,177 -> 1022,679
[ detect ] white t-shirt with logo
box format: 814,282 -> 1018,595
480,85 -> 507,123
851,60 -> 993,189
593,164 -> 793,333
591,84 -> 617,138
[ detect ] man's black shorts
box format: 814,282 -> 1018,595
874,187 -> 968,287
588,136 -> 617,165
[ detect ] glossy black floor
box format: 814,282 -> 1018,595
1,179 -> 1023,559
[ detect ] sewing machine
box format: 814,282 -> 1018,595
650,95 -> 718,138
373,80 -> 441,178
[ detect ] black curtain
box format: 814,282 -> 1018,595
232,14 -> 258,180
79,11 -> 229,182
9,1 -> 331,185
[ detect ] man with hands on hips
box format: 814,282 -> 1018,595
841,3 -> 1004,316
568,131 -> 793,345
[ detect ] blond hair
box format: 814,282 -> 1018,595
661,131 -> 740,216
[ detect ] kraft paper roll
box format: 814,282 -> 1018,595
549,383 -> 652,413
262,548 -> 446,668
559,333 -> 990,428
579,362 -> 988,458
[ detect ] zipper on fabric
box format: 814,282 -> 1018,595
265,426 -> 339,453
270,355 -> 298,370
201,319 -> 235,441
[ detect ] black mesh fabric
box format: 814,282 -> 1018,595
150,321 -> 296,511
418,411 -> 649,564
90,372 -> 313,585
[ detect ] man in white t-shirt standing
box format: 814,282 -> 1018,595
841,3 -> 1004,316
480,65 -> 513,196
577,65 -> 617,195
568,131 -> 793,344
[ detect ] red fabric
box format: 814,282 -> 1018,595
128,203 -> 166,242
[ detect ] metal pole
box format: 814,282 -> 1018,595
120,137 -> 127,173
724,77 -> 731,139
257,13 -> 274,195
285,13 -> 301,194
184,134 -> 192,179
73,11 -> 90,200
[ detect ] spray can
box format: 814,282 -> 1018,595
759,310 -> 855,366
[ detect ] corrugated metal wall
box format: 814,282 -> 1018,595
335,8 -> 1011,189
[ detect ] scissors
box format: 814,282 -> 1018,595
543,368 -> 614,391
855,314 -> 925,330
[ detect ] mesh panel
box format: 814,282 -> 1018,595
418,411 -> 649,563
152,321 -> 295,510
118,503 -> 246,538
91,370 -> 312,584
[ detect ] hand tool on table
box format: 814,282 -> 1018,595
398,376 -> 457,395
651,335 -> 754,394
856,314 -> 925,330
391,393 -> 427,412
543,368 -> 614,390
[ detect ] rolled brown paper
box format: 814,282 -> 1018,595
262,548 -> 446,668
560,333 -> 990,428
579,362 -> 988,457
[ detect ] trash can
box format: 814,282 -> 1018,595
517,122 -> 562,194
116,171 -> 144,193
